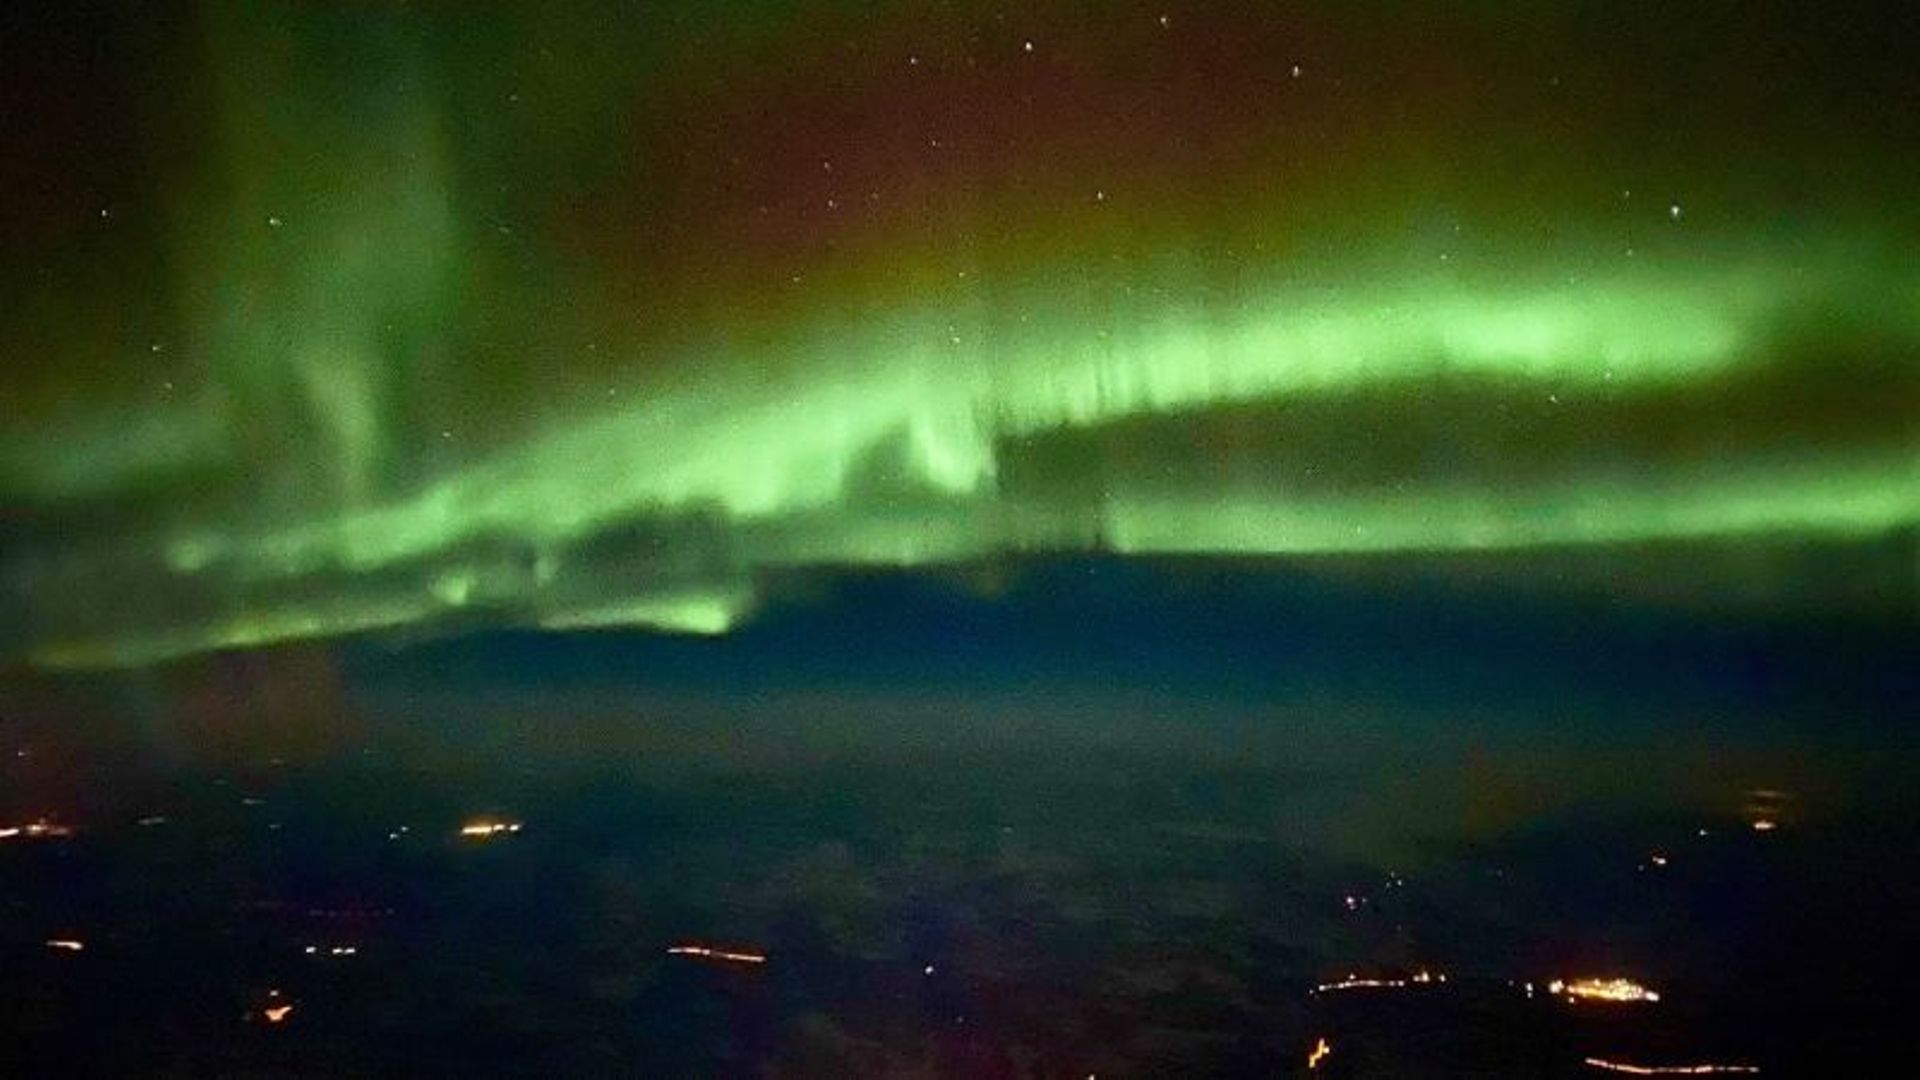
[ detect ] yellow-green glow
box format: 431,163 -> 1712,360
537,588 -> 751,637
1105,458 -> 1919,557
160,255 -> 1898,580
5,2 -> 1916,667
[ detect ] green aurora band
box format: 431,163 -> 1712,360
4,2 -> 1916,667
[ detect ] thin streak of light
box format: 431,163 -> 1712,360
1584,1058 -> 1760,1075
667,944 -> 767,965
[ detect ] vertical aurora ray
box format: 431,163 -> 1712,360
3,1 -> 1915,666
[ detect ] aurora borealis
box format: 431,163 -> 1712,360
4,1 -> 1916,667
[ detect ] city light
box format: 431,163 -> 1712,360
1313,969 -> 1446,994
1549,978 -> 1661,1003
1742,790 -> 1795,833
0,817 -> 76,840
45,939 -> 85,952
1308,1036 -> 1333,1069
666,944 -> 767,966
1584,1057 -> 1760,1075
458,819 -> 523,838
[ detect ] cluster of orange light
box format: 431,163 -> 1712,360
1742,788 -> 1793,833
1584,1057 -> 1759,1075
0,818 -> 75,840
1550,977 -> 1661,1003
1313,969 -> 1446,994
666,944 -> 767,965
458,819 -> 522,838
1307,1036 -> 1333,1069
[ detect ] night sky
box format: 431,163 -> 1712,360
3,1 -> 1915,666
